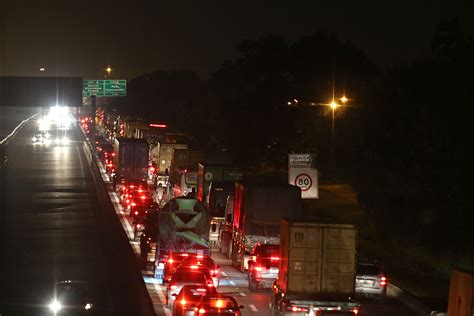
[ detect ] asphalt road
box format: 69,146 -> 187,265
0,108 -> 153,316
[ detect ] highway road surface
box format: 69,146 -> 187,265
0,107 -> 154,316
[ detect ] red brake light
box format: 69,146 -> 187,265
190,265 -> 198,269
141,195 -> 146,200
180,299 -> 187,305
352,308 -> 359,314
131,202 -> 137,207
198,308 -> 206,314
254,266 -> 263,272
134,211 -> 138,215
168,258 -> 174,264
381,276 -> 387,286
207,283 -> 214,287
136,224 -> 141,229
170,285 -> 177,290
270,257 -> 280,261
251,256 -> 257,261
291,306 -> 298,312
196,288 -> 206,292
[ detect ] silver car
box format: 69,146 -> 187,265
355,262 -> 387,296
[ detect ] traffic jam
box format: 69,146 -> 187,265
78,108 -> 389,316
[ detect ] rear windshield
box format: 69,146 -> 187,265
172,272 -> 206,283
357,264 -> 381,275
257,245 -> 279,256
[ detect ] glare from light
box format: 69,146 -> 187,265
340,96 -> 348,103
48,106 -> 73,129
329,101 -> 338,109
38,118 -> 50,131
40,67 -> 45,72
85,303 -> 93,310
49,300 -> 62,312
106,66 -> 112,74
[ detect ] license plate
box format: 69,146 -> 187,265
357,280 -> 374,286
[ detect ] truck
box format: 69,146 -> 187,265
197,163 -> 243,208
171,167 -> 198,198
271,219 -> 359,316
112,138 -> 149,184
152,197 -> 211,284
229,183 -> 301,272
149,142 -> 188,175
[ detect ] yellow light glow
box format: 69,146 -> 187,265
329,101 -> 338,109
106,66 -> 112,73
215,300 -> 225,308
340,96 -> 348,103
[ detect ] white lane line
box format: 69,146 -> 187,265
249,304 -> 258,312
153,282 -> 171,316
0,113 -> 38,145
239,292 -> 246,297
229,280 -> 236,286
221,271 -> 227,277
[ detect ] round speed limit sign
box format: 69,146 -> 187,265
294,173 -> 312,192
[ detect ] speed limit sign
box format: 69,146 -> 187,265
288,155 -> 319,199
294,173 -> 312,191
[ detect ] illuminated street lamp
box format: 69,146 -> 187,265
340,96 -> 348,103
105,66 -> 112,77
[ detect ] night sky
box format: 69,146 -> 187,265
1,0 -> 473,79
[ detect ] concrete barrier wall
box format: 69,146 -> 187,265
80,130 -> 155,316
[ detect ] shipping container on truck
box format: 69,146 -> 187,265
271,219 -> 359,316
230,183 -> 301,272
197,163 -> 243,205
113,138 -> 149,183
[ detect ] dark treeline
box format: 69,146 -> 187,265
111,18 -> 473,256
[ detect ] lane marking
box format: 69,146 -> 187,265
229,280 -> 236,286
0,113 -> 38,145
249,304 -> 258,312
239,292 -> 246,297
221,271 -> 227,277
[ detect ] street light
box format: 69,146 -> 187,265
105,66 -> 112,77
340,96 -> 348,103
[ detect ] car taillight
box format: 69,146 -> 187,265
254,266 -> 263,272
196,288 -> 206,292
198,308 -> 206,314
270,257 -> 280,261
141,195 -> 146,200
213,269 -> 219,274
131,202 -> 137,207
126,199 -> 130,204
207,283 -> 214,287
289,306 -> 307,312
180,299 -> 187,305
352,308 -> 359,314
380,276 -> 387,286
168,258 -> 174,264
136,224 -> 141,229
170,285 -> 177,290
252,256 -> 257,261
190,265 -> 198,269
134,211 -> 139,215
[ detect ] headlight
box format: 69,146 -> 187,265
49,300 -> 62,312
85,303 -> 93,310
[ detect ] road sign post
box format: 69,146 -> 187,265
289,153 -> 318,199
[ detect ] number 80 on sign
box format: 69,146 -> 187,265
294,173 -> 312,191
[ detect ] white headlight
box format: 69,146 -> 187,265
85,303 -> 93,310
49,300 -> 62,312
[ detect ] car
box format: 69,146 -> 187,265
182,256 -> 221,287
172,285 -> 218,316
355,262 -> 387,296
49,280 -> 94,315
166,270 -> 211,309
162,252 -> 199,283
247,243 -> 280,291
194,295 -> 244,316
175,265 -> 216,288
32,130 -> 50,144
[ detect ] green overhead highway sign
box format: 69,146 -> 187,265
83,79 -> 126,97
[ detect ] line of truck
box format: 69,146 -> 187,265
87,107 -> 362,315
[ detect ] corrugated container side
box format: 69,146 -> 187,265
279,220 -> 356,295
